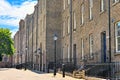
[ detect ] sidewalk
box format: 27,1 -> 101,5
0,68 -> 81,80
33,69 -> 105,80
0,68 -> 105,80
57,70 -> 105,80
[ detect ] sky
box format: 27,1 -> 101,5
0,0 -> 37,38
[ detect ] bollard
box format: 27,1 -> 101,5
62,64 -> 65,77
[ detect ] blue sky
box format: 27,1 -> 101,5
0,0 -> 37,38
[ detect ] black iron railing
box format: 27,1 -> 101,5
84,62 -> 120,79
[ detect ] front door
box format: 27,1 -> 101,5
101,32 -> 107,63
73,44 -> 77,67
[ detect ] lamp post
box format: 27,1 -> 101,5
25,47 -> 27,70
53,34 -> 58,76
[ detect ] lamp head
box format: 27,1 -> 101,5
53,34 -> 58,41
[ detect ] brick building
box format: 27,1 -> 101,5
14,0 -> 62,71
13,31 -> 20,65
62,0 -> 120,65
13,0 -> 120,77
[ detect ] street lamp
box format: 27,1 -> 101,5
25,47 -> 27,70
53,34 -> 58,76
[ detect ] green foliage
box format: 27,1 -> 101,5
0,28 -> 15,56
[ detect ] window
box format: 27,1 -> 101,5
63,0 -> 66,10
41,18 -> 44,32
81,4 -> 84,25
63,21 -> 65,37
67,45 -> 70,62
81,39 -> 84,60
89,34 -> 93,57
62,47 -> 64,60
73,12 -> 76,30
67,16 -> 70,33
67,0 -> 70,5
42,0 -> 45,9
115,22 -> 120,52
100,0 -> 105,12
113,0 -> 119,3
89,0 -> 93,20
42,16 -> 45,32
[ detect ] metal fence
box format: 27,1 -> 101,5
84,62 -> 120,79
55,59 -> 120,79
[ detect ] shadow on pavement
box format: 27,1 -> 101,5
30,69 -> 48,74
0,68 -> 11,71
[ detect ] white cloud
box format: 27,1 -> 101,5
0,0 -> 37,37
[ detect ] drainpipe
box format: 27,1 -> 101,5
108,0 -> 111,63
70,0 -> 72,63
108,0 -> 111,79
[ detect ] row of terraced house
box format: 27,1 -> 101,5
13,0 -> 120,78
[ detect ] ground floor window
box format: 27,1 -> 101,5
115,21 -> 120,52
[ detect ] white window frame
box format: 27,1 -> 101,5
63,0 -> 66,10
68,0 -> 70,5
62,47 -> 64,60
81,4 -> 84,25
67,45 -> 70,62
89,34 -> 93,57
67,16 -> 70,33
113,0 -> 119,3
100,0 -> 105,12
63,21 -> 65,37
73,12 -> 76,30
115,22 -> 120,52
89,0 -> 93,20
81,39 -> 84,60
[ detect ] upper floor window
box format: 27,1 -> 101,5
42,0 -> 46,9
63,0 -> 66,10
67,0 -> 70,5
73,12 -> 76,30
89,0 -> 93,20
81,4 -> 84,25
67,45 -> 70,62
113,0 -> 119,3
100,0 -> 105,12
115,22 -> 120,52
81,38 -> 84,60
89,34 -> 93,57
63,21 -> 65,37
67,16 -> 70,33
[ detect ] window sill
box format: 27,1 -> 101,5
89,18 -> 93,22
114,51 -> 120,56
66,33 -> 70,36
62,9 -> 66,12
112,2 -> 119,6
89,56 -> 94,60
80,23 -> 84,27
99,10 -> 105,15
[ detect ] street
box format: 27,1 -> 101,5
0,68 -> 82,80
0,68 -> 105,80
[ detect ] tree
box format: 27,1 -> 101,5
0,28 -> 15,61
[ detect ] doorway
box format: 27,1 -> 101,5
101,32 -> 107,63
73,44 -> 77,67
